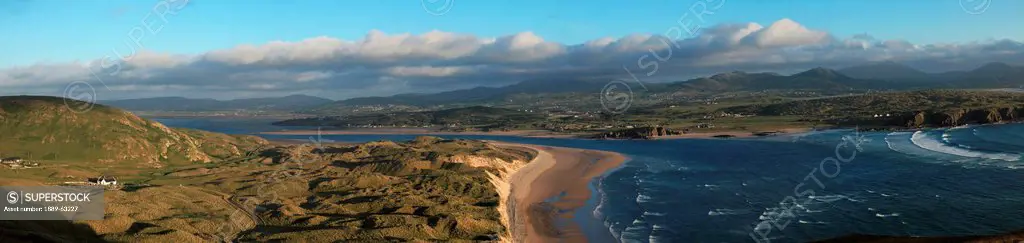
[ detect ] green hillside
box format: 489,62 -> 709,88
720,90 -> 1024,128
0,96 -> 268,167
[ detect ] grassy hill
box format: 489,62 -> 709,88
720,90 -> 1024,128
34,136 -> 531,242
0,96 -> 268,167
0,96 -> 533,242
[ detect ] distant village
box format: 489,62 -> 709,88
0,157 -> 39,169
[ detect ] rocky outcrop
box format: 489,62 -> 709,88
893,106 -> 1024,128
905,111 -> 927,127
591,126 -> 682,139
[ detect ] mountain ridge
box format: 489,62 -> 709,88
98,62 -> 1024,113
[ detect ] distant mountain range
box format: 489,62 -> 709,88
837,61 -> 934,80
100,94 -> 334,112
667,67 -> 901,92
99,62 -> 1024,113
839,61 -> 1024,86
328,62 -> 1020,107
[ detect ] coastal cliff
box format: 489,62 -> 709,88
591,126 -> 681,139
891,106 -> 1024,128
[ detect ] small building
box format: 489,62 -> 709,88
1,157 -> 22,164
99,176 -> 117,186
89,175 -> 118,186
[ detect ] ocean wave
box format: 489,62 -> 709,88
875,213 -> 901,218
699,184 -> 720,189
798,220 -> 829,224
619,221 -> 650,243
809,194 -> 860,203
759,207 -> 798,221
885,132 -> 921,157
708,208 -> 751,216
865,190 -> 897,198
607,222 -> 621,242
649,225 -> 672,243
910,131 -> 1021,161
644,211 -> 667,216
950,124 -> 972,130
636,193 -> 653,203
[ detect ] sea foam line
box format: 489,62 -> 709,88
910,131 -> 1020,162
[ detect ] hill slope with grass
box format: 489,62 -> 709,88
0,96 -> 268,167
48,136 -> 533,242
720,90 -> 1024,128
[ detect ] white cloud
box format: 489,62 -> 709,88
740,18 -> 831,48
384,66 -> 472,77
1,18 -> 1022,99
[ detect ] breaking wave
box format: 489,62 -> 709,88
910,131 -> 1020,161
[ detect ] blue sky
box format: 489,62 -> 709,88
1,0 -> 1023,99
1,0 -> 1021,67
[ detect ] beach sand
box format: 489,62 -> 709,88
494,143 -> 627,243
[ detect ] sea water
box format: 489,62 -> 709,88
156,118 -> 1024,242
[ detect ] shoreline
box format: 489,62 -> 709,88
263,128 -> 583,138
261,127 -> 817,139
493,142 -> 627,243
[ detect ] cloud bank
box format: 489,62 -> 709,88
2,18 -> 1023,100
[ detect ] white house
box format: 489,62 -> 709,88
91,176 -> 117,186
99,176 -> 117,186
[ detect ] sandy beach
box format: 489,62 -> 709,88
494,142 -> 627,243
